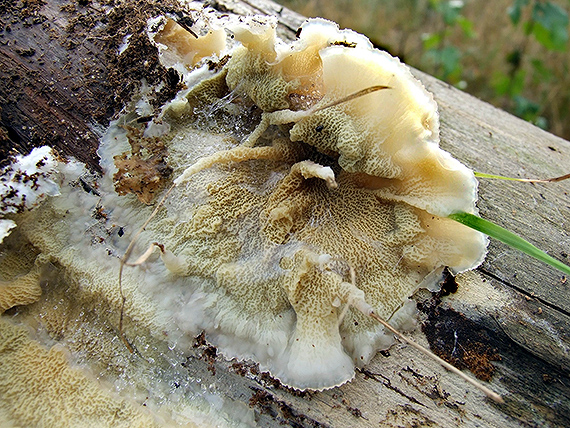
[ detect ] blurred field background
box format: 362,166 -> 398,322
275,0 -> 570,141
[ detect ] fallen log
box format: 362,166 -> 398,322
0,1 -> 569,427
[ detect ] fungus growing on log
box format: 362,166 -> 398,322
0,318 -> 159,427
117,15 -> 488,390
0,10 -> 505,422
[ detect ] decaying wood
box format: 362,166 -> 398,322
1,0 -> 569,426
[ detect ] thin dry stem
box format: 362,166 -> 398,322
519,172 -> 570,183
311,85 -> 391,113
118,264 -> 134,354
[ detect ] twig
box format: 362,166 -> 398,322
369,311 -> 504,403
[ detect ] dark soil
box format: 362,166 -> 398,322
0,0 -> 187,171
418,296 -> 501,381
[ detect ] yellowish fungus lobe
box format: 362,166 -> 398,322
148,15 -> 226,73
0,318 -> 159,428
0,268 -> 41,314
0,243 -> 42,314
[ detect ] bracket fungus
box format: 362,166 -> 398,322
0,11 -> 499,422
123,15 -> 488,390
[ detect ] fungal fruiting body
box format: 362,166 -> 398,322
134,16 -> 488,389
0,14 -> 488,415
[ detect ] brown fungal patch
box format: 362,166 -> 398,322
419,298 -> 501,381
248,388 -> 273,409
113,125 -> 172,204
231,361 -> 250,377
259,371 -> 285,390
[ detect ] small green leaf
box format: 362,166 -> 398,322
508,0 -> 529,25
422,33 -> 442,50
532,2 -> 569,51
457,16 -> 475,38
449,212 -> 570,276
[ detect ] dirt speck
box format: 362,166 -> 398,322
249,388 -> 322,427
380,404 -> 437,427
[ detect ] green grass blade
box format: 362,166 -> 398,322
474,171 -> 570,183
474,172 -> 529,181
449,212 -> 570,276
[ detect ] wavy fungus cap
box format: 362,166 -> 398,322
138,16 -> 488,389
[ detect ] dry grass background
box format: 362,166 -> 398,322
275,0 -> 570,141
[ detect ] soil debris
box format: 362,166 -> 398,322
418,298 -> 501,381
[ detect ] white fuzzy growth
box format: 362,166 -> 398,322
0,147 -> 60,215
0,219 -> 16,243
117,33 -> 132,56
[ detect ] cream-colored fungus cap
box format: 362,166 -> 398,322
151,17 -> 487,389
288,20 -> 478,218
